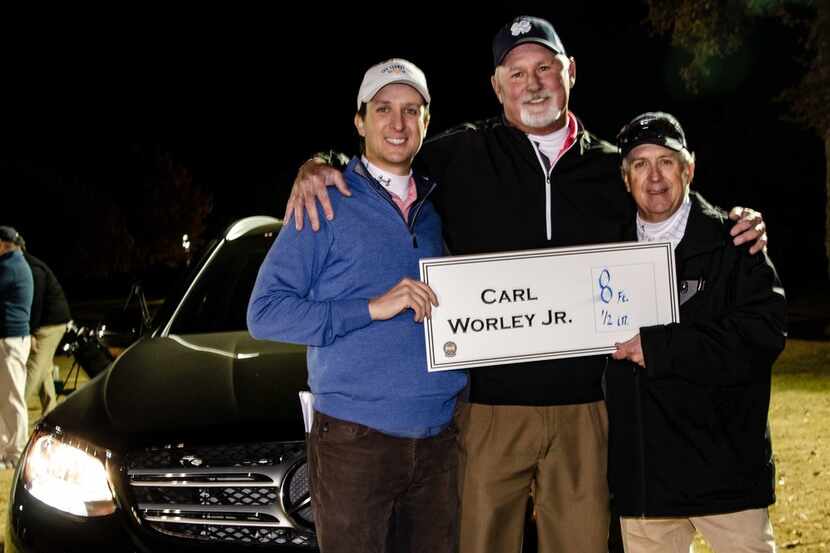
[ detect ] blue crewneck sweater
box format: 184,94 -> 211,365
248,158 -> 466,438
0,250 -> 34,338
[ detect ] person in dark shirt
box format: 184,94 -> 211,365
20,234 -> 71,417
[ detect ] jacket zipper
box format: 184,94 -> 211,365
528,132 -> 577,241
632,365 -> 648,515
529,144 -> 553,240
358,168 -> 437,249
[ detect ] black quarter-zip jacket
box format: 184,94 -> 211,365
605,192 -> 787,517
415,114 -> 634,405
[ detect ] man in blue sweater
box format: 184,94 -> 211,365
0,226 -> 34,469
248,59 -> 467,553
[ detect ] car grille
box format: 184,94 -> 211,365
127,440 -> 315,547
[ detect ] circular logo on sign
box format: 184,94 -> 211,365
443,341 -> 457,357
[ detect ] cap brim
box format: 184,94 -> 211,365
497,38 -> 564,65
357,80 -> 430,110
621,137 -> 686,157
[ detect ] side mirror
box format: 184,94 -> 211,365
95,282 -> 153,352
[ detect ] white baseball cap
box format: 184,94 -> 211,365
356,58 -> 430,110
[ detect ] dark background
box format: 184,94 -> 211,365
1,3 -> 825,310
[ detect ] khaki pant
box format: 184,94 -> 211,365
0,336 -> 30,465
621,508 -> 776,553
25,322 -> 67,416
456,401 -> 610,553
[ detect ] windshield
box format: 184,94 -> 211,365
167,231 -> 277,335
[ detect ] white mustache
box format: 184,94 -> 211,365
521,91 -> 553,103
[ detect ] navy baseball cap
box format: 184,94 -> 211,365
617,112 -> 688,158
492,16 -> 567,67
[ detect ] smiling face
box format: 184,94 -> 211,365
623,143 -> 694,223
491,42 -> 575,134
354,83 -> 429,176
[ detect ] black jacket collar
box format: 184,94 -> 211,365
675,191 -> 731,261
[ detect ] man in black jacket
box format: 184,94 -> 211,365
282,16 -> 770,553
21,239 -> 71,417
608,112 -> 785,552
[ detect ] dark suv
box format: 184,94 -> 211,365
6,216 -> 318,552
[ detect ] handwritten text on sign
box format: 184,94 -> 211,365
591,263 -> 658,332
420,242 -> 678,371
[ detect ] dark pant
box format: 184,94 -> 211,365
308,411 -> 458,553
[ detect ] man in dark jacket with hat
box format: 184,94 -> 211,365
608,112 -> 785,552
280,16 -> 770,553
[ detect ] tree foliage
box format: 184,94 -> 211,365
645,0 -> 827,136
68,148 -> 212,280
645,0 -> 830,275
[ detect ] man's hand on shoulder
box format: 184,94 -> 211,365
369,278 -> 439,323
729,206 -> 767,255
284,157 -> 352,232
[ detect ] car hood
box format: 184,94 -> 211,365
47,332 -> 308,449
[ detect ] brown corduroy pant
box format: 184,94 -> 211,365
308,411 -> 459,553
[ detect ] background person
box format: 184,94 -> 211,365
0,226 -> 33,468
21,235 -> 72,417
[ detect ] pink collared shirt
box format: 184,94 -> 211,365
559,112 -> 578,161
390,177 -> 418,222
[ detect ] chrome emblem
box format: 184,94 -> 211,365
180,455 -> 203,467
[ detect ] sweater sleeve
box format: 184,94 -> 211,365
246,214 -> 372,347
640,248 -> 786,386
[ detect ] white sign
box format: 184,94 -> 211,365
419,241 -> 678,371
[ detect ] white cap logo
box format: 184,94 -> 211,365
511,18 -> 532,36
381,63 -> 407,75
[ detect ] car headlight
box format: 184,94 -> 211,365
22,428 -> 116,516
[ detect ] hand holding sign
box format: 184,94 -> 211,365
612,334 -> 645,367
369,277 -> 438,323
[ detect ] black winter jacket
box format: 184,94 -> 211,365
414,114 -> 635,405
24,253 -> 71,330
605,192 -> 786,517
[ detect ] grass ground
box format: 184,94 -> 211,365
694,339 -> 830,552
0,342 -> 827,552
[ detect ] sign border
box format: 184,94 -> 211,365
420,241 -> 678,371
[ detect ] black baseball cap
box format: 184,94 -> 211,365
492,16 -> 566,68
617,112 -> 688,158
0,226 -> 24,246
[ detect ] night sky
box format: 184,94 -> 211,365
1,3 -> 825,302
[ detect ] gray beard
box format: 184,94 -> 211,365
520,105 -> 562,130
